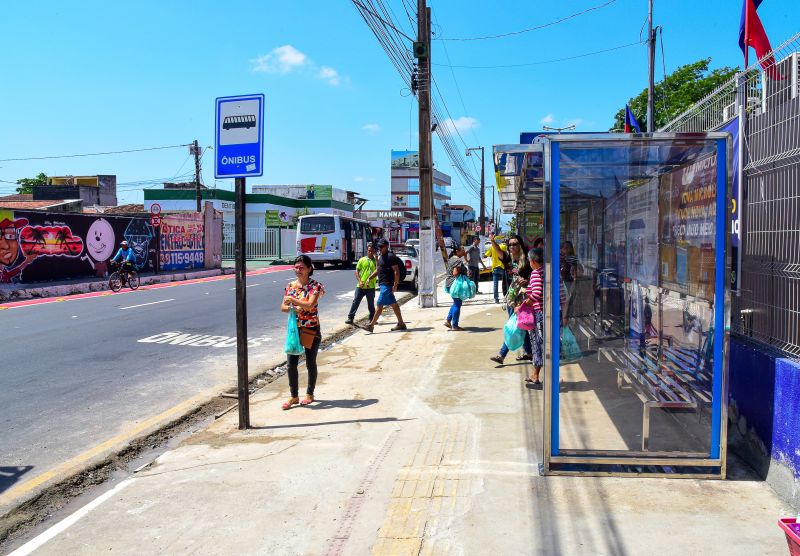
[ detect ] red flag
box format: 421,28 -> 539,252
741,0 -> 782,79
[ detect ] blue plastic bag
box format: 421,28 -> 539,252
560,326 -> 582,363
450,274 -> 475,300
284,308 -> 304,355
504,314 -> 526,352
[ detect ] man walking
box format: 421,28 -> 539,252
464,235 -> 486,294
485,234 -> 508,303
345,243 -> 377,325
363,239 -> 407,333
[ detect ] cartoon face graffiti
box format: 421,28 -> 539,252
0,218 -> 26,267
86,218 -> 115,261
123,219 -> 155,269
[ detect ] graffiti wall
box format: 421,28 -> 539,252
0,210 -> 155,284
159,213 -> 204,271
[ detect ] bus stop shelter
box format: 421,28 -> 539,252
495,133 -> 732,477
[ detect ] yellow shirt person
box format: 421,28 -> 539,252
485,241 -> 508,270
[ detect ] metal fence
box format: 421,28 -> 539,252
222,227 -> 281,260
662,32 -> 800,357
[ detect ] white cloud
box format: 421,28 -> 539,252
317,66 -> 340,86
361,123 -> 381,133
251,45 -> 308,73
354,176 -> 375,183
540,114 -> 555,125
441,116 -> 479,134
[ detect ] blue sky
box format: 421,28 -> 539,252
1,0 -> 797,214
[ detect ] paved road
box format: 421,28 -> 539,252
1,266 -> 411,500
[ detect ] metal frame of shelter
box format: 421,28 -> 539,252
494,133 -> 732,478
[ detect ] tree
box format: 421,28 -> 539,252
611,58 -> 738,131
507,215 -> 518,235
15,172 -> 48,195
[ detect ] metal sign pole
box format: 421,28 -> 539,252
235,176 -> 250,429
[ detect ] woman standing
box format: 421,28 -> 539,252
444,245 -> 469,331
281,255 -> 325,409
489,234 -> 532,365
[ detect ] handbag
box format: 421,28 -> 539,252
517,304 -> 536,330
503,314 -> 526,351
299,326 -> 318,350
284,308 -> 304,355
560,326 -> 582,363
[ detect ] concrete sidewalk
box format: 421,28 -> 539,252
8,283 -> 791,555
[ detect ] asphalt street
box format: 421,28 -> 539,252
1,266 -> 408,500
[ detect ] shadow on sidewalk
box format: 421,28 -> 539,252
250,417 -> 414,430
309,398 -> 379,410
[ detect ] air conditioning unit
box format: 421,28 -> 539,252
722,102 -> 737,122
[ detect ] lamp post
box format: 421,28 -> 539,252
465,146 -> 485,236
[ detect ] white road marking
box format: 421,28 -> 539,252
337,292 -> 355,300
118,299 -> 174,310
71,315 -> 77,318
228,283 -> 261,290
9,478 -> 134,556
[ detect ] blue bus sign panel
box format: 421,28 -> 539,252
215,94 -> 264,179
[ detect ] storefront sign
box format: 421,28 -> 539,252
160,213 -> 204,271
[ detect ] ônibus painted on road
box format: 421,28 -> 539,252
296,213 -> 372,269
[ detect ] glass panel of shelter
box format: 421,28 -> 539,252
551,138 -> 722,458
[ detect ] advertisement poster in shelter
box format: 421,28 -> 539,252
523,214 -> 544,247
625,179 -> 659,286
160,213 -> 204,271
0,210 -> 155,283
659,153 -> 717,300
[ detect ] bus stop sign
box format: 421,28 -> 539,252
215,93 -> 265,179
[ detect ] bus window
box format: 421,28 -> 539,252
300,216 -> 335,234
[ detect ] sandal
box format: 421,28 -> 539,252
524,378 -> 542,385
281,397 -> 300,410
443,320 -> 452,329
300,395 -> 314,406
489,355 -> 504,365
516,354 -> 533,361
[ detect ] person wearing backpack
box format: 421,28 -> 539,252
363,239 -> 407,333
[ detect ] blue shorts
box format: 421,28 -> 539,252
376,284 -> 397,306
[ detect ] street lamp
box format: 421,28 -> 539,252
543,124 -> 576,133
465,146 -> 485,235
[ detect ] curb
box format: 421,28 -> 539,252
0,268 -> 235,303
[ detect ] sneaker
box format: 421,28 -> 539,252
344,318 -> 355,325
490,355 -> 504,365
391,323 -> 408,331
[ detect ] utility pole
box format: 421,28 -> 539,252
416,0 -> 436,308
193,139 -> 202,212
647,0 -> 656,132
234,176 -> 250,429
465,146 -> 485,236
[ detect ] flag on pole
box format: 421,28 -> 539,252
739,0 -> 782,79
624,105 -> 641,133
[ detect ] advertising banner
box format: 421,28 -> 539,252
625,179 -> 659,286
160,213 -> 204,271
304,185 -> 332,200
391,150 -> 419,169
0,210 -> 155,283
264,210 -> 282,227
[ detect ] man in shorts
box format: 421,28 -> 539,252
363,238 -> 407,333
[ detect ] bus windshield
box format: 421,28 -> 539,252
300,216 -> 335,234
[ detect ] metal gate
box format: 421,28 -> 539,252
223,227 -> 281,260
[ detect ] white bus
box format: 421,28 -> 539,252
296,214 -> 373,269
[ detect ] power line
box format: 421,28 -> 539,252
435,0 -> 617,41
432,40 -> 645,69
0,143 -> 192,162
351,0 -> 415,42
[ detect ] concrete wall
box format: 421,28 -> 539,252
729,338 -> 800,509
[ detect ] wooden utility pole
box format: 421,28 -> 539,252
193,139 -> 202,212
647,0 -> 656,132
234,177 -> 249,429
416,0 -> 436,307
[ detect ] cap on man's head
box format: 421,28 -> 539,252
377,238 -> 389,247
121,240 -> 129,246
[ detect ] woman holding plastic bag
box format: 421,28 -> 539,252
280,255 -> 325,410
444,245 -> 470,331
489,235 -> 533,365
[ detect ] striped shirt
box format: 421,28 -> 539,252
525,267 -> 568,313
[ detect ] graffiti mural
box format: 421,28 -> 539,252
0,210 -> 154,284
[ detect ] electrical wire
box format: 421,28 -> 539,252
435,0 -> 617,41
432,40 -> 645,69
351,0 -> 415,42
0,143 -> 192,163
